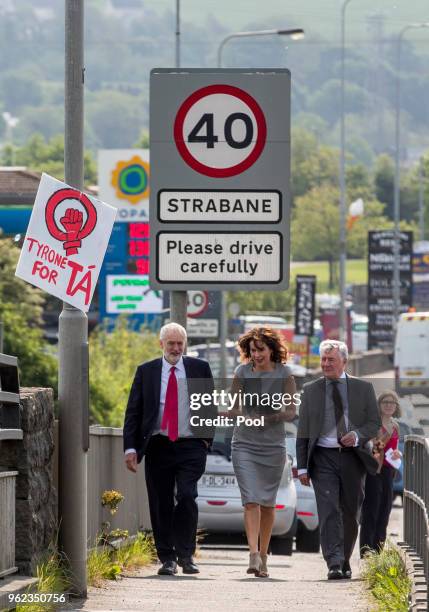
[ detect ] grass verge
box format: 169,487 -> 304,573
15,545 -> 70,612
87,531 -> 155,587
360,540 -> 411,612
14,532 -> 155,610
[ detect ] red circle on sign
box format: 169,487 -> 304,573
187,291 -> 209,318
174,84 -> 267,178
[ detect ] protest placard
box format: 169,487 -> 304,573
15,173 -> 117,312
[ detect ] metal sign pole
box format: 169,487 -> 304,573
170,0 -> 187,330
59,0 -> 88,596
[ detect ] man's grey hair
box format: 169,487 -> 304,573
319,339 -> 349,361
159,322 -> 187,341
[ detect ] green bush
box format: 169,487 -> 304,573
361,540 -> 411,611
88,532 -> 155,587
0,238 -> 57,390
15,545 -> 70,612
89,318 -> 160,426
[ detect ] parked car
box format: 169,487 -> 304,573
285,436 -> 320,552
198,427 -> 297,555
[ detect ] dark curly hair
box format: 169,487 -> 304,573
238,326 -> 289,364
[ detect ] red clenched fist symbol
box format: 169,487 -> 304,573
45,188 -> 98,256
60,208 -> 84,255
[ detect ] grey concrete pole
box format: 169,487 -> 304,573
419,157 -> 425,241
339,0 -> 352,343
170,0 -> 187,330
59,0 -> 87,596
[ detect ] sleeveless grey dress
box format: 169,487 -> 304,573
231,362 -> 291,507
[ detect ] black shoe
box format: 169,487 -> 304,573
342,561 -> 352,579
178,557 -> 200,574
327,565 -> 343,580
158,560 -> 178,576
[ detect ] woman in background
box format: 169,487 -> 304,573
229,327 -> 297,578
360,390 -> 402,556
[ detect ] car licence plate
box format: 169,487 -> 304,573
201,474 -> 236,488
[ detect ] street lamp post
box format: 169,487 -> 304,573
393,23 -> 429,324
216,26 -> 304,381
217,28 -> 304,69
339,0 -> 353,343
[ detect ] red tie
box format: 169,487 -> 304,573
161,366 -> 179,441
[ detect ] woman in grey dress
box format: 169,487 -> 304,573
230,327 -> 297,577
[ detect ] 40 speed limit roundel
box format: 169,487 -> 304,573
173,84 -> 267,178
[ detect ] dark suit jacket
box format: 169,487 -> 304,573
123,356 -> 215,463
296,375 -> 381,476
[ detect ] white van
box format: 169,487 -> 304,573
394,312 -> 429,395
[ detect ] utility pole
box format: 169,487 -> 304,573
170,0 -> 187,330
59,0 -> 88,596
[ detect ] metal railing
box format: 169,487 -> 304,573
403,435 -> 429,605
0,352 -> 22,439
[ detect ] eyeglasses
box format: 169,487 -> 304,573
380,400 -> 397,406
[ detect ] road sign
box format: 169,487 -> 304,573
98,149 -> 150,222
187,290 -> 209,317
295,275 -> 316,336
174,84 -> 267,178
106,275 -> 162,314
367,230 -> 413,350
187,318 -> 218,338
150,68 -> 290,291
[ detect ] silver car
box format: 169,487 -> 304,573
198,428 -> 297,555
285,436 -> 320,552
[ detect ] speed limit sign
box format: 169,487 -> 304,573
150,68 -> 291,291
174,84 -> 267,178
187,290 -> 209,318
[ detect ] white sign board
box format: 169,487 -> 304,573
150,69 -> 290,290
106,275 -> 162,314
98,149 -> 150,222
187,318 -> 218,338
15,173 -> 116,312
157,233 -> 282,284
159,190 -> 280,223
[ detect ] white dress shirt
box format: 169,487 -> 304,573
298,372 -> 358,476
125,356 -> 192,455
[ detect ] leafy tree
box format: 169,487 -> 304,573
227,289 -> 294,316
1,133 -> 97,185
89,318 -> 160,426
0,238 -> 44,325
0,238 -> 57,389
291,128 -> 339,200
374,154 -> 395,218
291,185 -> 391,288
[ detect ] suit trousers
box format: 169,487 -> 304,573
144,434 -> 207,563
359,464 -> 395,556
311,446 -> 366,568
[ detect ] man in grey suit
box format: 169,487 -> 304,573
297,340 -> 380,580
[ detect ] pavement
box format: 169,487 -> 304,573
68,504 -> 403,612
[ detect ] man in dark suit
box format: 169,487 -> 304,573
297,339 -> 380,580
123,322 -> 215,576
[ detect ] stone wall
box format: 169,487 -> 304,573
0,388 -> 57,575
